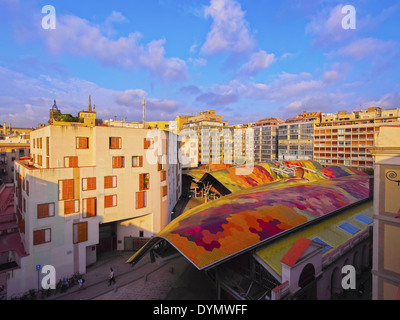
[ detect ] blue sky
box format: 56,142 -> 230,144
0,0 -> 399,127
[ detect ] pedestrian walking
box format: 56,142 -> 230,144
109,268 -> 116,286
78,277 -> 85,291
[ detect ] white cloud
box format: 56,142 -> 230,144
306,4 -> 349,46
0,66 -> 183,127
201,0 -> 255,55
240,50 -> 276,75
41,14 -> 188,82
335,37 -> 397,60
323,70 -> 339,83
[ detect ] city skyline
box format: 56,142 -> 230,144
1,0 -> 400,128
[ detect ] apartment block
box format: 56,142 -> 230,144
8,124 -> 181,297
314,107 -> 400,170
0,124 -> 32,185
253,118 -> 284,162
278,112 -> 321,161
180,110 -> 234,167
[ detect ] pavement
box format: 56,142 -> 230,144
42,250 -> 216,301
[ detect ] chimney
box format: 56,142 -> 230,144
88,96 -> 92,112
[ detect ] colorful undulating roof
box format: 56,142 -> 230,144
127,174 -> 371,270
201,163 -> 277,193
185,169 -> 208,181
255,200 -> 373,277
319,165 -> 368,178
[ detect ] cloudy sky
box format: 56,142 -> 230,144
1,0 -> 399,127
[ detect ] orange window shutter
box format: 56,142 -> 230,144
38,204 -> 49,218
139,174 -> 144,191
64,200 -> 74,215
137,192 -> 144,209
63,180 -> 74,200
139,156 -> 143,167
88,177 -> 96,190
104,176 -> 111,188
104,195 -> 112,208
78,223 -> 88,242
87,198 -> 96,217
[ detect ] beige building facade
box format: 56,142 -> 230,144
314,107 -> 400,170
7,124 -> 181,297
369,125 -> 400,300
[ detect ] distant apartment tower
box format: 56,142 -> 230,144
278,112 -> 321,161
180,110 -> 234,167
313,107 -> 400,170
9,123 -> 181,297
253,117 -> 284,162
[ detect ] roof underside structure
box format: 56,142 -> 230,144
128,169 -> 371,270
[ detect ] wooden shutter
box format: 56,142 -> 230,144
83,177 -> 96,190
37,203 -> 49,218
110,137 -> 121,149
64,200 -> 75,215
104,176 -> 112,188
33,230 -> 44,245
136,191 -> 146,209
85,198 -> 96,217
104,195 -> 113,208
139,174 -> 144,191
162,186 -> 168,197
74,222 -> 88,243
61,179 -> 74,200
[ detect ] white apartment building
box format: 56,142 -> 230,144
8,124 -> 181,297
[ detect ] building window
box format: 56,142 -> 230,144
112,156 -> 125,168
162,185 -> 168,197
59,179 -> 74,200
104,176 -> 117,189
136,191 -> 147,209
82,177 -> 96,191
64,199 -> 79,215
104,195 -> 117,208
82,198 -> 96,218
161,170 -> 166,181
76,137 -> 89,149
109,137 -> 122,149
132,156 -> 143,167
46,137 -> 49,156
144,138 -> 153,149
37,203 -> 55,219
73,222 -> 88,243
64,156 -> 78,168
33,228 -> 51,245
139,173 -> 150,190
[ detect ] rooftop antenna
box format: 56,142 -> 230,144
142,96 -> 146,129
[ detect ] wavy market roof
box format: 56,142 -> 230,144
128,174 -> 371,270
200,163 -> 277,194
255,200 -> 373,278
